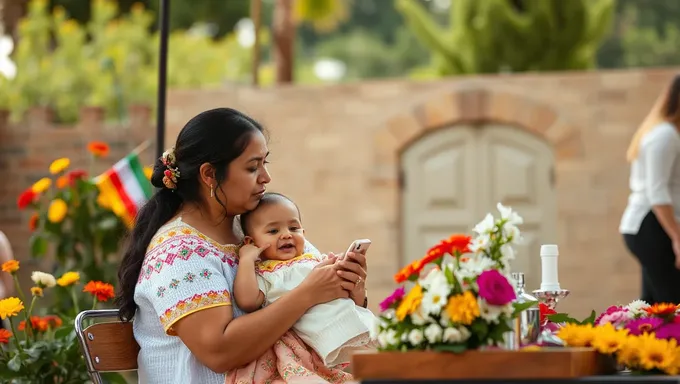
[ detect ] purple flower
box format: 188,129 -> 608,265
379,286 -> 406,312
477,270 -> 516,306
654,323 -> 680,342
624,317 -> 664,336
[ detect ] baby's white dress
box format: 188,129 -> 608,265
255,253 -> 376,367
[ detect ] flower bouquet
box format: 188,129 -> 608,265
0,260 -> 121,383
556,300 -> 680,375
374,203 -> 536,352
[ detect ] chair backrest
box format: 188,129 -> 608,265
75,309 -> 140,384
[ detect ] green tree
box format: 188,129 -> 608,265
396,0 -> 615,76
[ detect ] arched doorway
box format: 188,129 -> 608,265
400,123 -> 557,290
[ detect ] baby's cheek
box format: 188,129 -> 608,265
262,244 -> 279,259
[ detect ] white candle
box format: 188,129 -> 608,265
540,244 -> 561,291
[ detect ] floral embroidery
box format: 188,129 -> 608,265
156,286 -> 166,298
256,253 -> 319,274
183,272 -> 196,283
159,290 -> 231,332
169,279 -> 180,289
200,269 -> 212,279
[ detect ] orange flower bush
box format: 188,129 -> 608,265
87,141 -> 110,157
0,261 -> 121,382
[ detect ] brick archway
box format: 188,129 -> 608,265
373,89 -> 584,176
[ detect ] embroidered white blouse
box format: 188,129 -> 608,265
133,217 -> 322,384
255,254 -> 376,367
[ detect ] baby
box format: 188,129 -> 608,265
233,192 -> 376,368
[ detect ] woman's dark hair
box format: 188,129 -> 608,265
116,108 -> 265,321
239,192 -> 300,236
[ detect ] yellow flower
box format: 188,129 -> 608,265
143,166 -> 153,180
57,271 -> 80,287
31,178 -> 52,194
49,158 -> 70,175
0,297 -> 24,320
30,286 -> 43,297
616,335 -> 642,368
48,199 -> 68,223
1,260 -> 19,274
557,323 -> 595,347
395,284 -> 423,321
445,291 -> 480,325
638,335 -> 677,372
591,323 -> 628,354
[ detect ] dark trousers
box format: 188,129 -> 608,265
623,211 -> 680,305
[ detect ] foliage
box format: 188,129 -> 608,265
557,300 -> 680,375
4,0 -> 266,123
375,203 -> 537,352
15,141 -> 135,297
0,262 -> 120,383
395,0 -> 615,76
294,0 -> 351,34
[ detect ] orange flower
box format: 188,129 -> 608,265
87,141 -> 110,157
28,213 -> 39,231
44,315 -> 62,329
56,175 -> 69,189
67,169 -> 87,186
0,328 -> 11,344
1,260 -> 19,274
394,234 -> 472,283
645,303 -> 678,316
18,316 -> 46,332
83,281 -> 115,302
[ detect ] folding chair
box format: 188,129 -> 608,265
75,309 -> 140,384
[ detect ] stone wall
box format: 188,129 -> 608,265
1,67 -> 678,316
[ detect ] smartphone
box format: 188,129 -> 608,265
341,239 -> 371,260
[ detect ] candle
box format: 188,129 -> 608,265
540,244 -> 561,291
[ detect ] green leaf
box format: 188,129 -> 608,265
7,354 -> 21,371
580,310 -> 597,325
101,372 -> 129,384
54,326 -> 75,340
29,234 -> 49,258
432,343 -> 467,353
512,300 -> 538,316
407,273 -> 419,282
470,319 -> 489,339
546,313 -> 582,324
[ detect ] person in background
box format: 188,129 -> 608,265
0,231 -> 15,329
620,74 -> 680,305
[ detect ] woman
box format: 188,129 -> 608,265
620,75 -> 680,305
116,108 -> 369,383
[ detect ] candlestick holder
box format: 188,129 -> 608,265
532,289 -> 570,311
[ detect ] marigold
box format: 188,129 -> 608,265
48,199 -> 68,223
591,323 -> 628,354
87,141 -> 110,157
445,291 -> 480,325
31,177 -> 52,194
30,286 -> 43,297
18,316 -> 48,332
395,284 -> 423,321
17,188 -> 37,210
1,260 -> 19,274
638,335 -> 677,372
645,303 -> 678,317
28,213 -> 39,231
44,315 -> 63,328
49,157 -> 70,174
557,323 -> 595,347
0,328 -> 11,344
0,297 -> 24,320
57,271 -> 80,287
56,175 -> 69,189
83,281 -> 115,302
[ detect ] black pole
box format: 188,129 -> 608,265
156,0 -> 170,161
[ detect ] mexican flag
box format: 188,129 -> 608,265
95,152 -> 152,227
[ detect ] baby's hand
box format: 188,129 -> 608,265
239,243 -> 270,262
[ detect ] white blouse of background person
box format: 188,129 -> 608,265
0,231 -> 14,298
620,122 -> 680,234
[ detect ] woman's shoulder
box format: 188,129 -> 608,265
644,122 -> 680,145
139,218 -> 240,283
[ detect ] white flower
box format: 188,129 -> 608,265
459,326 -> 471,341
439,308 -> 451,327
626,300 -> 650,318
457,254 -> 496,280
410,309 -> 432,326
497,203 -> 523,226
378,329 -> 399,348
499,243 -> 516,262
469,235 -> 490,253
420,270 -> 450,315
473,213 -> 495,235
419,267 -> 447,290
442,327 -> 462,343
424,323 -> 443,344
477,298 -> 504,323
503,224 -> 522,245
408,329 -> 424,346
31,271 -> 56,288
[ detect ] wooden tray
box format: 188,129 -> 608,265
351,348 -> 617,380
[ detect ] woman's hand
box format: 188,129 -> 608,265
296,256 -> 352,307
332,251 -> 368,306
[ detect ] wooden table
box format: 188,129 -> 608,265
358,375 -> 680,383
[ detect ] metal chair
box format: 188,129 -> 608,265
75,309 -> 140,384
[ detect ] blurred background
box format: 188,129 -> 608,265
1,0 -> 679,329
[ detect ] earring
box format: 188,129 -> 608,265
210,184 -> 214,198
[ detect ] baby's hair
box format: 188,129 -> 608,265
239,192 -> 301,236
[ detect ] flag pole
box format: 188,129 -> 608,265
132,140 -> 153,157
156,0 -> 170,162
